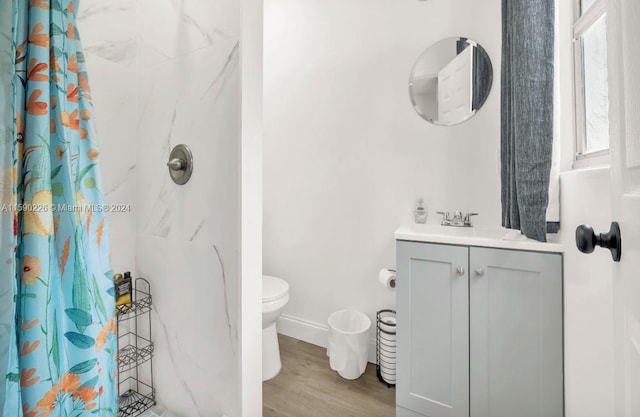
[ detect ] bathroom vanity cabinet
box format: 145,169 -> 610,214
395,240 -> 563,417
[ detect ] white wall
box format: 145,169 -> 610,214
80,1 -> 243,416
263,0 -> 501,344
240,0 -> 264,414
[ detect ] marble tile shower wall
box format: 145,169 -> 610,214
80,1 -> 241,416
78,0 -> 137,273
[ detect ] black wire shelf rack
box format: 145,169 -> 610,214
117,278 -> 155,417
116,288 -> 152,320
117,378 -> 156,417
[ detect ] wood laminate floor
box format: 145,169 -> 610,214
263,334 -> 396,417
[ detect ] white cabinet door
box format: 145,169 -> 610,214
397,241 -> 469,417
469,248 -> 563,417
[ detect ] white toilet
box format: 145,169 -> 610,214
262,275 -> 290,381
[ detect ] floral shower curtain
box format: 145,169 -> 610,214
1,0 -> 15,410
2,0 -> 117,415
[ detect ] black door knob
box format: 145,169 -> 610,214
575,222 -> 622,262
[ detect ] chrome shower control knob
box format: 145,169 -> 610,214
167,144 -> 193,185
167,158 -> 185,170
456,267 -> 465,276
475,268 -> 484,277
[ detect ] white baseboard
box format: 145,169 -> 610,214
276,314 -> 377,364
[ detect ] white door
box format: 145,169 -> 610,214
607,0 -> 640,415
437,46 -> 473,124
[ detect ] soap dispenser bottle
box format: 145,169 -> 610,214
414,199 -> 427,224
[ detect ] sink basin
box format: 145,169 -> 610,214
395,223 -> 563,253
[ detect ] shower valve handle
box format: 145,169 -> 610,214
166,144 -> 193,185
167,158 -> 185,171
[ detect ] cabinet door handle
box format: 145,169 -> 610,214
475,267 -> 484,277
456,267 -> 465,276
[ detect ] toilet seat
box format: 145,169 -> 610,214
263,275 -> 289,303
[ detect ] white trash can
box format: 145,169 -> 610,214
327,309 -> 372,380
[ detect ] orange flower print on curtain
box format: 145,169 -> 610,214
2,0 -> 117,416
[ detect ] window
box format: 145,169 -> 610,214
573,0 -> 609,161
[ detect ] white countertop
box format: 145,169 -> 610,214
395,223 -> 564,253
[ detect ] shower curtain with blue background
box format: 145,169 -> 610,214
1,1 -> 117,415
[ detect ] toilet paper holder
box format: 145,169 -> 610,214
379,268 -> 397,289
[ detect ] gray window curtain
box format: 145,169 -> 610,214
501,0 -> 557,242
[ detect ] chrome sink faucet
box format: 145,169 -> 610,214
451,211 -> 464,227
437,211 -> 478,227
437,211 -> 451,225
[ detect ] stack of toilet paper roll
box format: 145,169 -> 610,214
376,269 -> 396,385
376,309 -> 397,385
378,269 -> 396,290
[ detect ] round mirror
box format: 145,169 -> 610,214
409,37 -> 493,126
